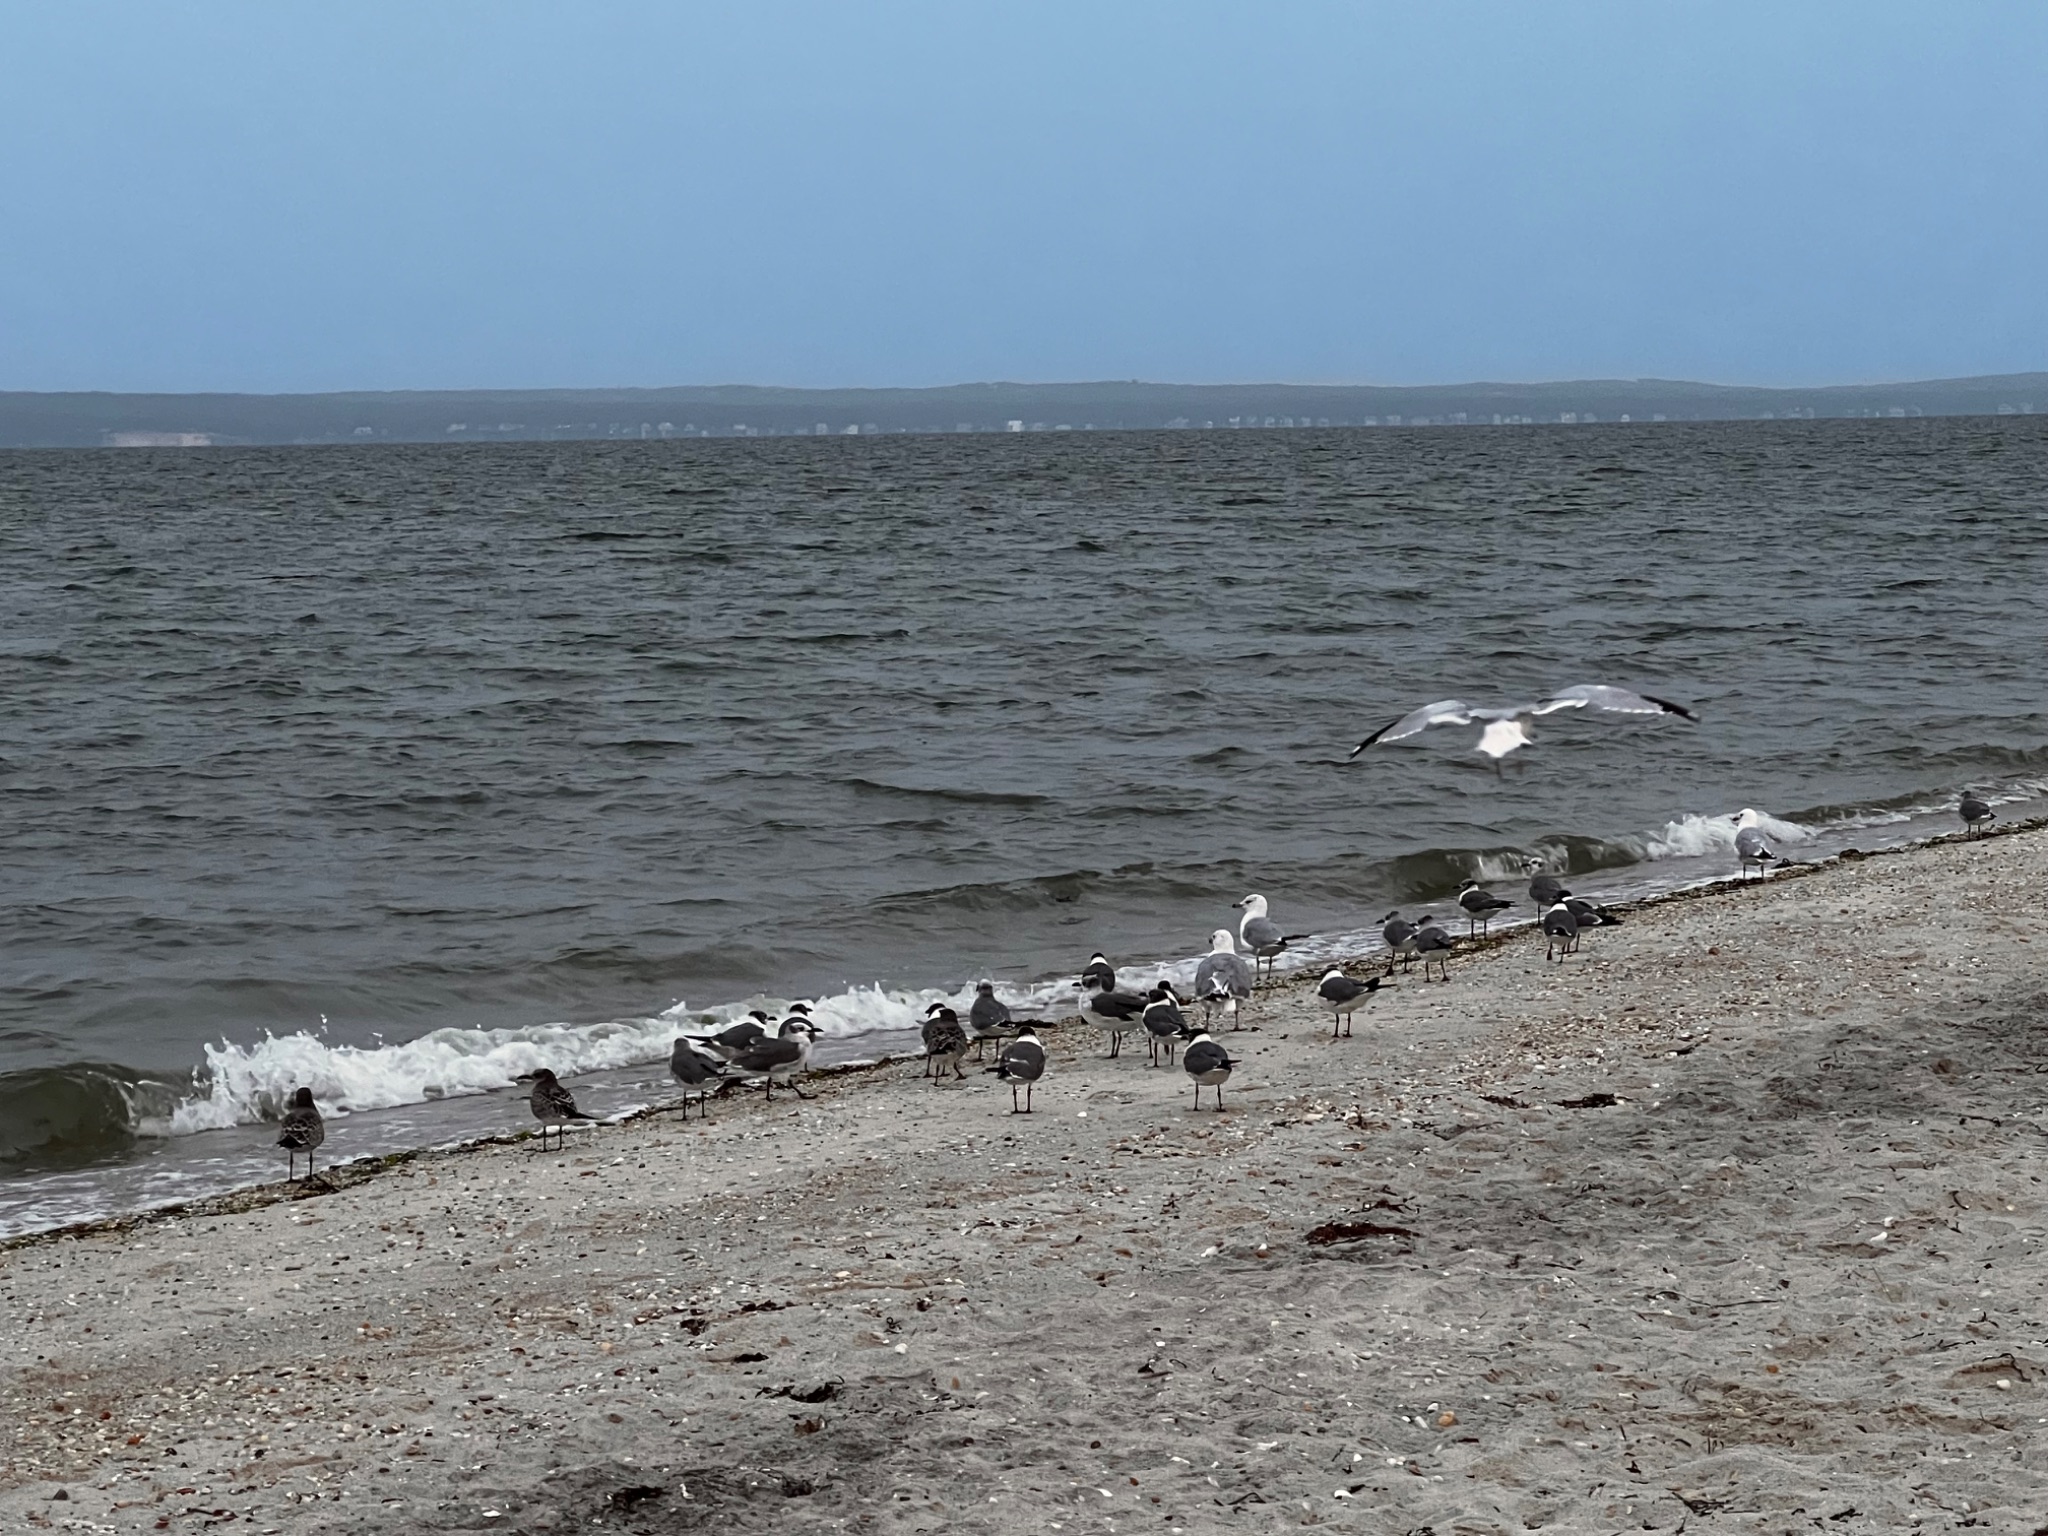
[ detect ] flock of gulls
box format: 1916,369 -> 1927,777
273,681 -> 2007,1177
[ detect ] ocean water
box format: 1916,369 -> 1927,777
2,418 -> 2044,1234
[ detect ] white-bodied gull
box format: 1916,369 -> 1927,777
1351,684 -> 1698,767
1194,929 -> 1256,1030
1234,893 -> 1308,977
1731,809 -> 1780,882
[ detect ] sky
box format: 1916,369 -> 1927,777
1,1 -> 2044,393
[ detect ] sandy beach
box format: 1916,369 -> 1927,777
5,825 -> 2048,1534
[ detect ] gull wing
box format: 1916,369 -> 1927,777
1349,700 -> 1476,758
1531,684 -> 1699,723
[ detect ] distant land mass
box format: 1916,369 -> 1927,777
2,374 -> 2044,448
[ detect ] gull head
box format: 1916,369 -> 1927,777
975,979 -> 996,995
1458,878 -> 1479,892
1208,928 -> 1238,953
1732,808 -> 1762,829
1234,893 -> 1268,917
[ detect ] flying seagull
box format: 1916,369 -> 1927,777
528,1069 -> 594,1151
987,1024 -> 1046,1114
1316,969 -> 1388,1038
1731,809 -> 1780,882
1457,879 -> 1513,938
1234,893 -> 1308,978
1960,793 -> 1995,836
1180,1028 -> 1234,1111
277,1087 -> 325,1181
1194,929 -> 1255,1029
1351,684 -> 1698,767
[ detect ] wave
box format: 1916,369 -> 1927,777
3,779 -> 2036,1183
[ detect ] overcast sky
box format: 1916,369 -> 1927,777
2,1 -> 2042,393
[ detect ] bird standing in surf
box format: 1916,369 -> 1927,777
277,1087 -> 325,1181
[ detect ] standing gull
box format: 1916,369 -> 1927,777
1960,793 -> 1996,836
528,1069 -> 594,1151
1194,929 -> 1256,1030
1380,912 -> 1419,975
1524,859 -> 1571,909
1351,683 -> 1698,768
1180,1028 -> 1234,1111
1541,900 -> 1580,962
277,1087 -> 325,1181
1457,880 -> 1513,938
1315,969 -> 1388,1038
1564,896 -> 1621,939
1142,984 -> 1187,1066
668,1038 -> 726,1120
1083,979 -> 1148,1058
1234,893 -> 1308,978
987,1024 -> 1046,1114
688,1010 -> 775,1063
1731,809 -> 1780,882
1413,914 -> 1455,982
968,981 -> 1011,1059
921,1002 -> 970,1082
727,1017 -> 822,1101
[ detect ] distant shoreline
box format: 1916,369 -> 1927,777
2,373 -> 2044,448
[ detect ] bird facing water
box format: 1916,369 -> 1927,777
277,1087 -> 325,1181
528,1069 -> 594,1151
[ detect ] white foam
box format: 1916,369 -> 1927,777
1644,807 -> 1811,860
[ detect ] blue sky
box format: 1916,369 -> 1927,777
2,1 -> 2042,392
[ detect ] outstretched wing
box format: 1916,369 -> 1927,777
1350,700 -> 1476,758
1532,684 -> 1699,722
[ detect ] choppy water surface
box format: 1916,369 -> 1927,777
2,419 -> 2044,1232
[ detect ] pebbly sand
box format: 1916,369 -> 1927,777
4,825 -> 2048,1535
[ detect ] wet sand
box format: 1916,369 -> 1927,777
4,825 -> 2047,1534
